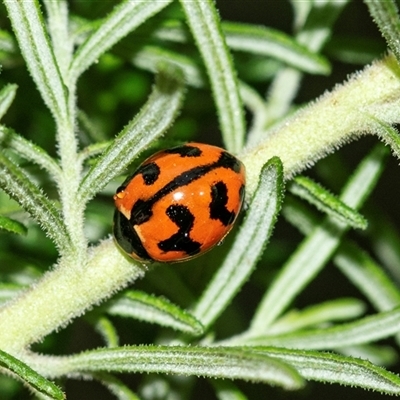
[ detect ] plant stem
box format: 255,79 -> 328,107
241,55 -> 400,196
0,240 -> 145,355
56,117 -> 86,256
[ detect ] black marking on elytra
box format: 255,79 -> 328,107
129,149 -> 242,225
114,210 -> 151,261
164,144 -> 202,157
138,162 -> 160,185
209,181 -> 236,226
219,151 -> 242,173
116,162 -> 160,194
158,204 -> 201,255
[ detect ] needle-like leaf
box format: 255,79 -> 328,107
0,84 -> 17,120
249,144 -> 388,333
193,157 -> 284,329
258,347 -> 400,395
0,349 -> 64,400
4,0 -> 68,125
78,66 -> 185,204
68,0 -> 172,83
290,176 -> 368,230
0,215 -> 27,236
106,291 -> 204,336
0,152 -> 70,251
180,0 -> 245,153
42,346 -> 304,390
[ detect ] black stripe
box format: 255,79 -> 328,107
130,151 -> 241,226
157,204 -> 202,255
209,181 -> 236,226
163,144 -> 202,157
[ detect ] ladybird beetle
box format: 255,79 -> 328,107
113,142 -> 246,262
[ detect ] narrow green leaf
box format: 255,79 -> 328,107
106,291 -> 204,336
253,67 -> 300,134
258,347 -> 400,395
282,196 -> 317,234
295,0 -> 351,52
78,141 -> 112,163
48,346 -> 304,390
180,0 -> 245,153
290,0 -> 312,30
245,307 -> 400,350
0,152 -> 71,252
365,0 -> 400,64
154,20 -> 330,75
0,84 -> 17,120
131,45 -> 206,88
0,349 -> 64,400
223,22 -> 330,75
335,242 -> 400,312
290,176 -> 368,230
249,144 -> 388,333
93,317 -> 119,348
371,118 -> 400,160
268,298 -> 366,335
0,215 -> 27,235
239,81 -> 273,144
0,29 -> 16,54
248,0 -> 349,145
251,221 -> 344,334
0,126 -> 62,181
283,200 -> 400,316
369,212 -> 400,282
4,0 -> 68,124
68,0 -> 172,82
69,15 -> 101,46
43,0 -> 73,76
239,81 -> 269,121
78,66 -> 185,204
77,109 -> 109,145
193,157 -> 284,329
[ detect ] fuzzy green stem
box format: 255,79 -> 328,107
57,118 -> 86,256
0,240 -> 145,355
241,55 -> 400,196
